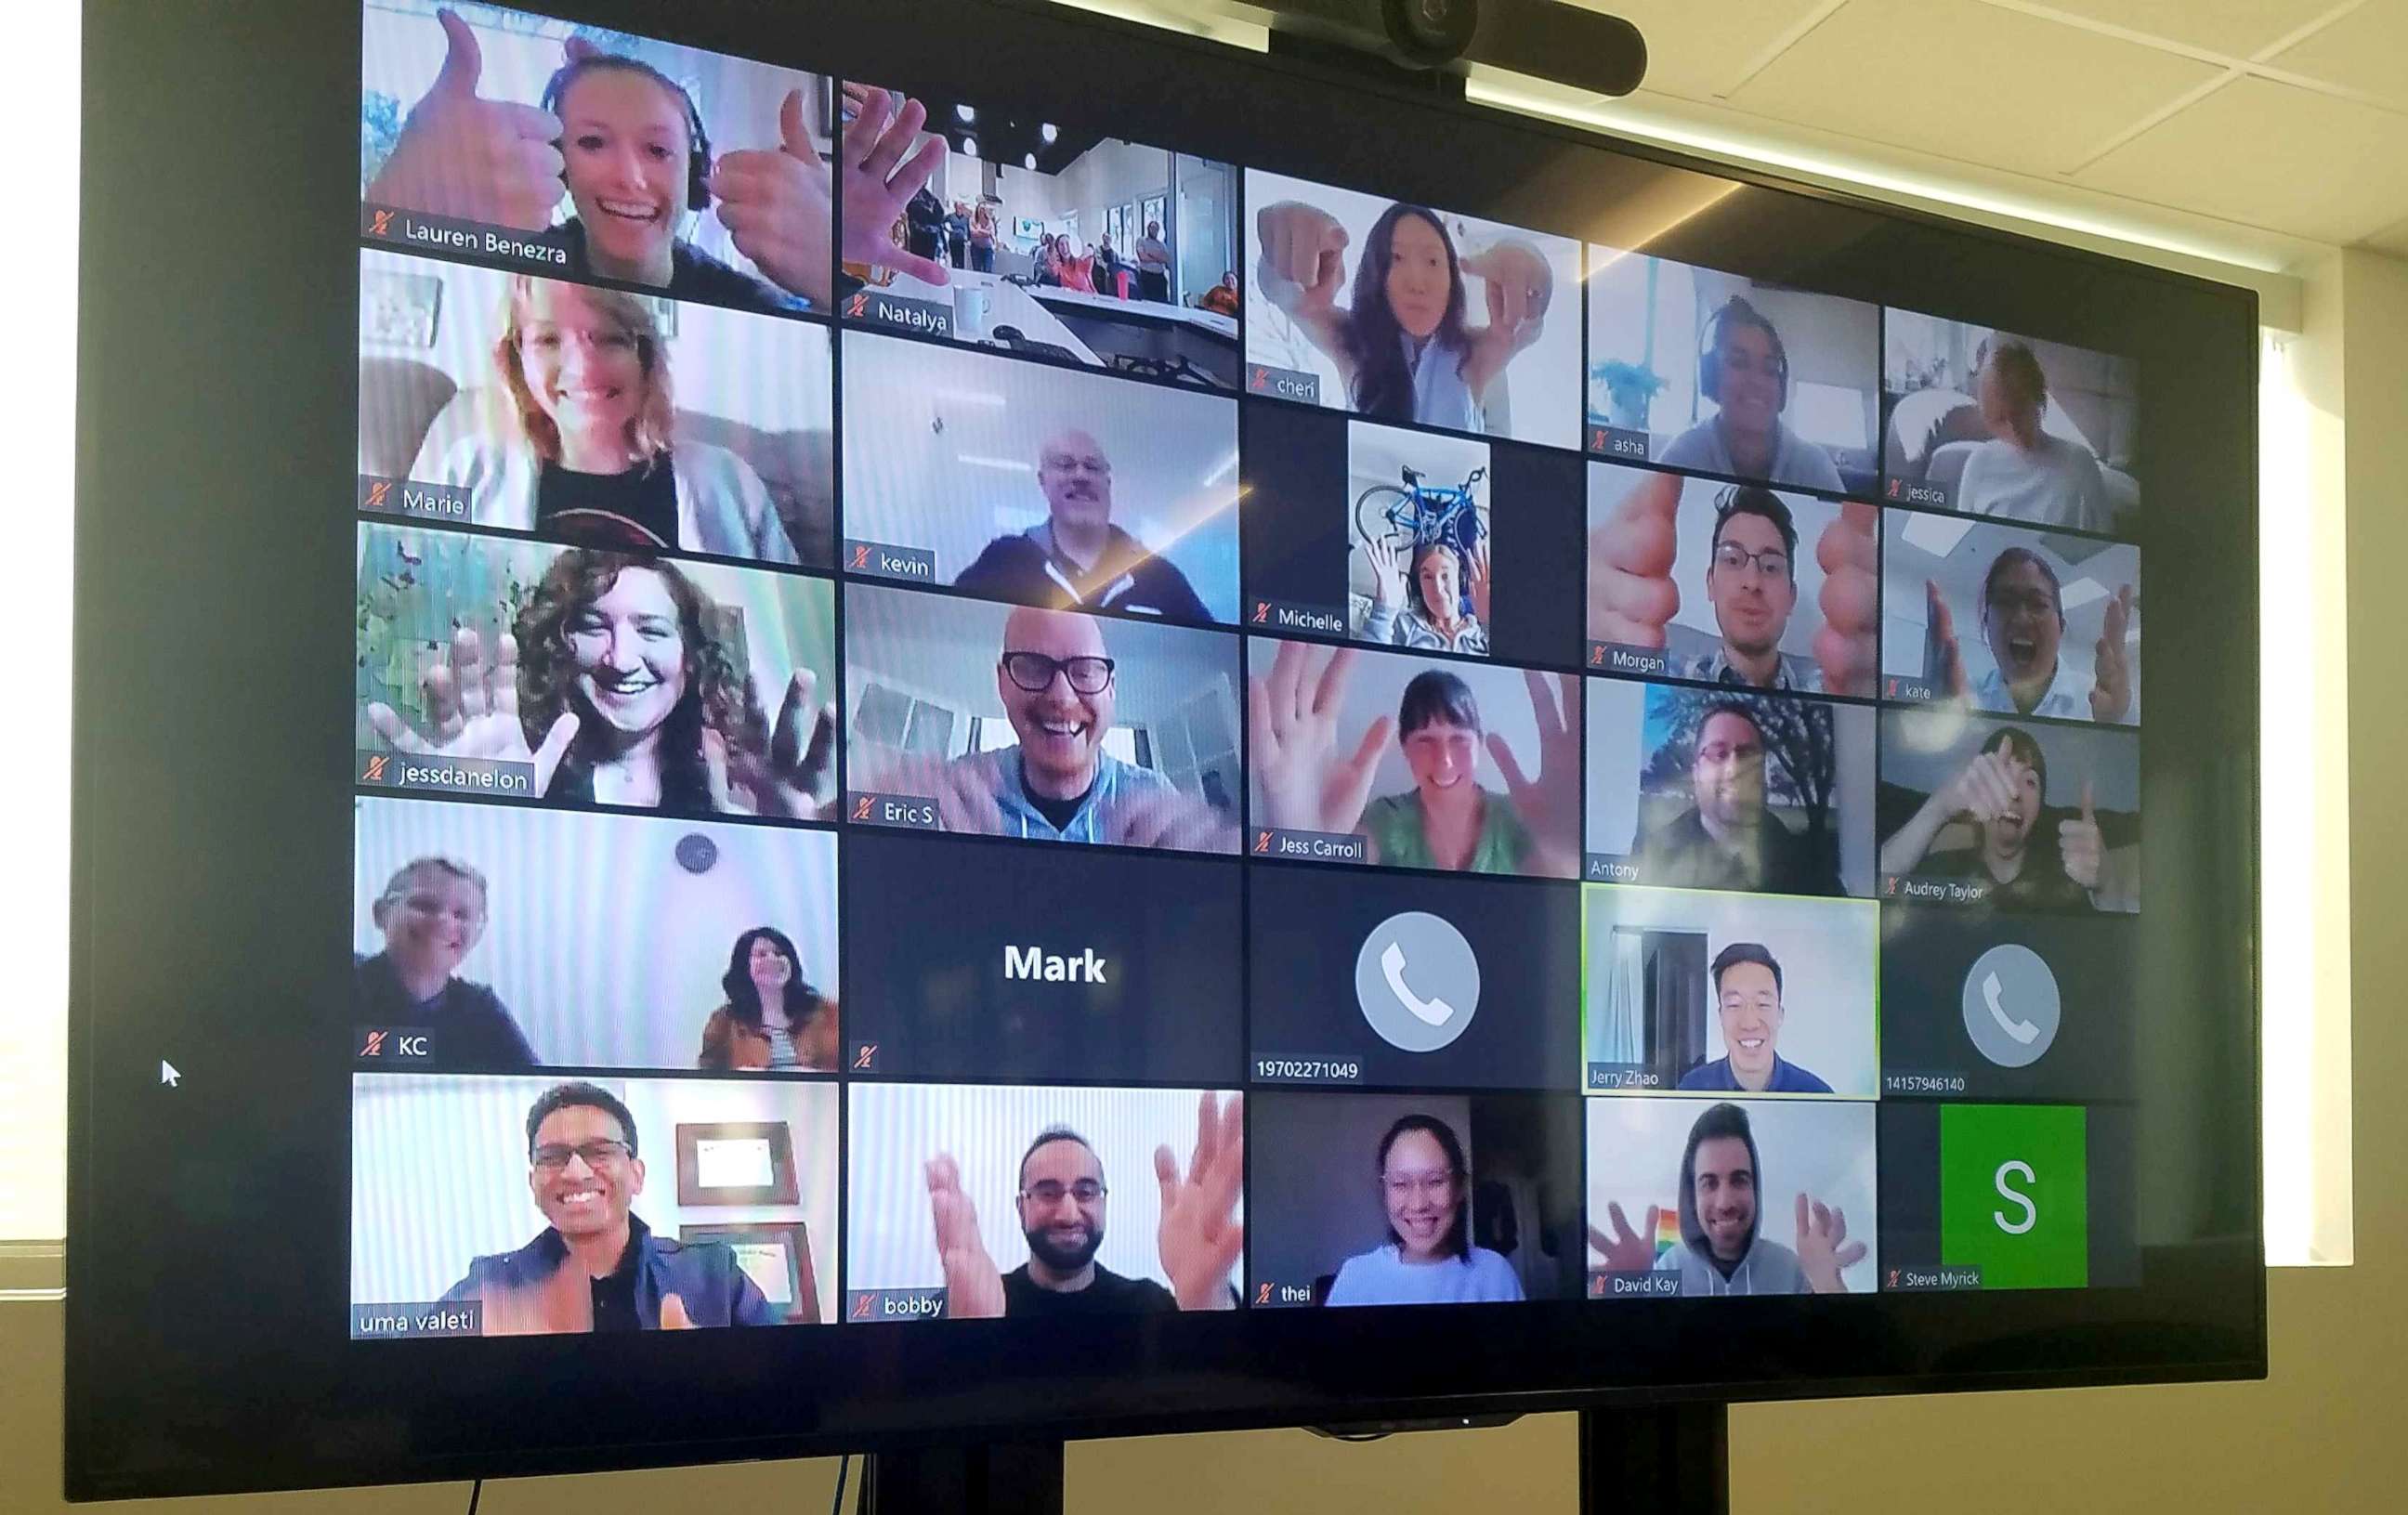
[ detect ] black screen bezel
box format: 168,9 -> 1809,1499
67,0 -> 2263,1498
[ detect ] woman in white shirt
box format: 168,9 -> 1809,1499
1955,338 -> 2111,534
1256,199 -> 1553,436
1325,1114 -> 1524,1306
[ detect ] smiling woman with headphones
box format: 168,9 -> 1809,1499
1659,296 -> 1846,494
365,7 -> 943,313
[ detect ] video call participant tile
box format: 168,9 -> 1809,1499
1244,638 -> 1580,880
842,829 -> 1240,1085
836,86 -> 1241,385
1238,403 -> 1584,660
358,248 -> 835,568
1584,247 -> 1878,498
1878,705 -> 2140,915
353,798 -> 840,1074
1247,1091 -> 1583,1308
1877,1102 -> 2137,1291
1877,908 -> 2136,1103
1581,884 -> 1878,1097
1584,1096 -> 1878,1300
1880,508 -> 2140,725
353,524 -> 837,819
1248,865 -> 1579,1092
1242,168 -> 1583,450
842,583 -> 1240,854
845,1083 -> 1244,1321
348,1073 -> 839,1337
839,332 -> 1239,625
360,1 -> 839,316
1880,308 -> 2140,535
1585,461 -> 1878,695
1584,678 -> 1875,895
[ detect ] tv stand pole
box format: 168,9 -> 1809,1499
860,1441 -> 1066,1515
1579,1403 -> 1729,1514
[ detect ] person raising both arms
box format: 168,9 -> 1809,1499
1255,198 -> 1553,434
366,9 -> 948,311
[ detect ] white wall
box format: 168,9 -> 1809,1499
350,1073 -> 840,1324
353,799 -> 839,1069
841,332 -> 1241,619
1581,884 -> 1881,1096
1584,1095 -> 1878,1292
846,1082 -> 1238,1293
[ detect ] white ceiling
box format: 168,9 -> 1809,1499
1562,0 -> 2408,256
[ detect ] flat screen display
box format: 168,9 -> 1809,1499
68,0 -> 2262,1497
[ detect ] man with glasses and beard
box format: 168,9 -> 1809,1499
855,605 -> 1237,852
953,428 -> 1215,624
1635,700 -> 1840,895
443,1081 -> 780,1333
922,1093 -> 1246,1317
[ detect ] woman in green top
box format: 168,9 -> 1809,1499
1360,671 -> 1534,872
1249,642 -> 1580,878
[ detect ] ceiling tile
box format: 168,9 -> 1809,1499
2268,1 -> 2408,107
1557,0 -> 1836,100
2076,75 -> 2408,244
1722,0 -> 2224,176
2013,1 -> 2350,59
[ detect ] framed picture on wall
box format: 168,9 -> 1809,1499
680,1221 -> 820,1324
1143,194 -> 1164,235
674,1120 -> 799,1207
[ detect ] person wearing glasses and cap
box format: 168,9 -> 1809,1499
442,1081 -> 781,1333
952,428 -> 1216,626
857,606 -> 1238,853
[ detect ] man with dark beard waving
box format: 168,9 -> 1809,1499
923,1093 -> 1245,1316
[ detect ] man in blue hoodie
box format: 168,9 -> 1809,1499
856,606 -> 1237,854
1589,1102 -> 1865,1297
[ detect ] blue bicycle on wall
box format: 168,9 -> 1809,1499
1355,465 -> 1486,618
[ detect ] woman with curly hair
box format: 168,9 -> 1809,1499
363,548 -> 831,817
697,926 -> 838,1071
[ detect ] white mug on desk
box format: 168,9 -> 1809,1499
952,282 -> 993,341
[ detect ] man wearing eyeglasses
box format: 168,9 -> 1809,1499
952,428 -> 1215,625
1636,701 -> 1840,896
923,1093 -> 1246,1317
1679,486 -> 1823,692
863,606 -> 1237,852
442,1081 -> 779,1333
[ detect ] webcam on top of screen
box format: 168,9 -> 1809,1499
1252,0 -> 1647,94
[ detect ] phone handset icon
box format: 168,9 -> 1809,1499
1381,941 -> 1457,1027
1983,971 -> 2041,1045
